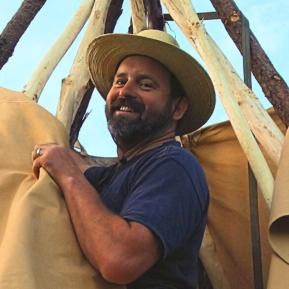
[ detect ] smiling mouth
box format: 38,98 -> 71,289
110,98 -> 145,116
119,106 -> 134,112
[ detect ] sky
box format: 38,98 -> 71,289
0,0 -> 288,157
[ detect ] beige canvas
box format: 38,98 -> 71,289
267,127 -> 289,289
0,87 -> 123,289
185,110 -> 287,289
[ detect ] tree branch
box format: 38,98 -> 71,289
0,0 -> 47,69
210,0 -> 289,125
143,0 -> 165,30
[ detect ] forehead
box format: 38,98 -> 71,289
115,55 -> 171,77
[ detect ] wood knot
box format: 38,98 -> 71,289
229,11 -> 240,23
273,74 -> 281,81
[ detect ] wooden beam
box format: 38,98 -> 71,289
143,0 -> 165,30
0,0 -> 47,70
164,12 -> 219,21
104,0 -> 124,33
200,228 -> 231,289
56,0 -> 112,132
161,0 -> 283,206
23,0 -> 95,102
210,0 -> 289,126
130,0 -> 147,34
69,0 -> 124,146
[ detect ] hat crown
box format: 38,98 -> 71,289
137,29 -> 180,48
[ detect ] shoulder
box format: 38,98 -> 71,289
135,141 -> 206,180
149,142 -> 208,205
129,141 -> 209,204
161,141 -> 202,166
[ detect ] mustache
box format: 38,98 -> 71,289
109,97 -> 145,114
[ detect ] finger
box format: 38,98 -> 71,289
40,143 -> 58,149
32,158 -> 42,179
32,145 -> 38,161
32,145 -> 39,160
31,150 -> 35,162
32,145 -> 43,161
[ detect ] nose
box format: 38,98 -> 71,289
119,79 -> 136,98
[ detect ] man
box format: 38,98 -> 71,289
32,30 -> 215,289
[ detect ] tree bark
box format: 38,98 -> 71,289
210,0 -> 289,126
0,0 -> 47,70
143,0 -> 165,30
104,0 -> 124,33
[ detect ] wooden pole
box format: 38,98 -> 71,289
104,0 -> 124,34
69,0 -> 124,146
23,0 -> 94,102
129,0 -> 147,33
143,0 -> 165,31
161,0 -> 278,207
200,228 -> 231,289
56,0 -> 112,132
210,0 -> 289,126
0,0 -> 47,70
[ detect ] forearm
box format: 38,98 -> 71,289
59,174 -> 129,262
58,174 -> 159,283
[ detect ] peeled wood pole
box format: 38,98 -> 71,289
130,0 -> 147,33
70,0 -> 124,146
200,228 -> 231,289
56,0 -> 112,131
161,0 -> 277,207
23,0 -> 95,102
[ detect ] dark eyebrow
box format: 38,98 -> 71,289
114,72 -> 127,79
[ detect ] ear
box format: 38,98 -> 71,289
172,97 -> 189,121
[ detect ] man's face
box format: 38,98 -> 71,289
105,55 -> 175,148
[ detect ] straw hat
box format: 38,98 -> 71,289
87,29 -> 215,135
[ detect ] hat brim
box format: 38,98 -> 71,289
87,33 -> 215,135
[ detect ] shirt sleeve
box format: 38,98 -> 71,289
120,157 -> 209,258
84,165 -> 116,191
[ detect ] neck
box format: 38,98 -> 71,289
117,128 -> 176,162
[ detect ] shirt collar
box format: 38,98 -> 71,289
117,130 -> 176,163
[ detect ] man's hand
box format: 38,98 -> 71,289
32,144 -> 88,184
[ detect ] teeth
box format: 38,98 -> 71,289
120,106 -> 133,112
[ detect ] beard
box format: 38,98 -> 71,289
105,97 -> 174,148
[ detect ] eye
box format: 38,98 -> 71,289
113,78 -> 126,87
139,80 -> 155,90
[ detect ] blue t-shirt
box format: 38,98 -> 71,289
84,141 -> 209,289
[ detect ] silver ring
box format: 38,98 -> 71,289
35,147 -> 42,158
